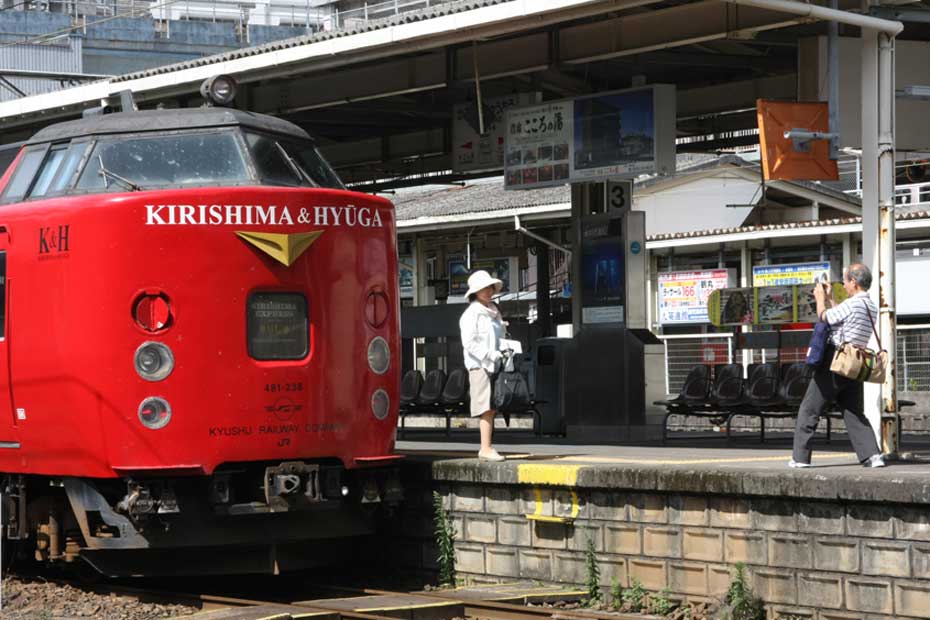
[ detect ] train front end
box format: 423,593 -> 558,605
0,101 -> 402,575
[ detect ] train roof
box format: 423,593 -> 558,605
26,108 -> 311,145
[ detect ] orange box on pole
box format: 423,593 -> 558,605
757,99 -> 839,181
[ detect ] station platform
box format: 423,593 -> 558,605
397,434 -> 930,504
391,434 -> 930,619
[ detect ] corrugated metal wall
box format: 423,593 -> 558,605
0,35 -> 83,102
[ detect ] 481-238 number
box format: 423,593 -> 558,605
264,382 -> 304,393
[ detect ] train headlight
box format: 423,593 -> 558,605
134,342 -> 174,382
371,389 -> 390,421
138,397 -> 172,430
200,75 -> 237,107
367,337 -> 390,375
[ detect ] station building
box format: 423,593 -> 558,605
393,154 -> 930,426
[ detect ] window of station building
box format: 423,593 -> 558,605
76,131 -> 249,191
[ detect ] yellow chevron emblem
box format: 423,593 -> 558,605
235,230 -> 324,267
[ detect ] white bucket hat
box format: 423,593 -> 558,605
465,270 -> 503,298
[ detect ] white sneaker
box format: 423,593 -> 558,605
478,449 -> 505,462
788,459 -> 813,468
863,454 -> 886,468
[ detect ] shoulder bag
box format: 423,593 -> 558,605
805,321 -> 832,367
829,301 -> 887,383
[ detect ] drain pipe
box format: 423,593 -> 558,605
724,0 -> 902,453
722,0 -> 902,34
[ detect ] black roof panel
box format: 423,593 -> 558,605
27,108 -> 311,145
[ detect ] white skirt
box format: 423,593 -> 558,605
469,369 -> 493,417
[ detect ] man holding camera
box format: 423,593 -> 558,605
790,263 -> 886,469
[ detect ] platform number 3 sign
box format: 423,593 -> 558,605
606,180 -> 633,212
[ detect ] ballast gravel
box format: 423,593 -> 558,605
0,577 -> 199,619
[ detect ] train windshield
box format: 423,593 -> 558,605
2,124 -> 345,202
77,131 -> 249,191
244,132 -> 343,190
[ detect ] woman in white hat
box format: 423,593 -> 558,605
459,270 -> 506,461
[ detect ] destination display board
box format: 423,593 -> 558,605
504,85 -> 676,190
707,283 -> 848,327
657,269 -> 735,324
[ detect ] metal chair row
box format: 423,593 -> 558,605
655,362 -> 816,442
398,368 -> 541,437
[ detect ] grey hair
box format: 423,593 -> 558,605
846,264 -> 872,290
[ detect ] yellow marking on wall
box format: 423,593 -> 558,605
517,463 -> 581,486
525,487 -> 580,524
547,452 -> 850,466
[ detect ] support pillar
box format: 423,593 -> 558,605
536,241 -> 552,338
860,21 -> 883,448
877,32 -> 899,454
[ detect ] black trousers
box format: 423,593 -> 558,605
792,365 -> 880,464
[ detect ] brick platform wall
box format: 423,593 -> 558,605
392,481 -> 930,620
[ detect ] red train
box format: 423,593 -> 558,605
0,78 -> 401,576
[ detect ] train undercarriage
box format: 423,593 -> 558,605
1,461 -> 402,576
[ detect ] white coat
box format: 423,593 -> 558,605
459,301 -> 505,373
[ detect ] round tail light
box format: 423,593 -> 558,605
138,397 -> 172,430
367,337 -> 390,375
371,389 -> 390,420
133,293 -> 172,332
134,342 -> 174,382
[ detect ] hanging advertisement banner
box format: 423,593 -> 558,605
752,262 -> 832,287
504,85 -> 676,190
452,93 -> 540,173
657,269 -> 734,324
504,100 -> 573,189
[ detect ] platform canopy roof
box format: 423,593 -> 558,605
393,155 -> 864,232
2,0 -> 930,188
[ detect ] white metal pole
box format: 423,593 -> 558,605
878,31 -> 899,454
861,22 -> 883,447
724,0 -> 902,34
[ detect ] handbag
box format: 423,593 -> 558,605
805,321 -> 832,367
492,368 -> 531,412
829,300 -> 887,383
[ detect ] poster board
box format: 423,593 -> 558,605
657,269 -> 735,324
580,214 -> 624,325
707,283 -> 848,327
504,85 -> 676,190
752,261 -> 832,287
448,257 -> 514,297
399,255 -> 415,299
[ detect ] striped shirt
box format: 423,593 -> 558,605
824,292 -> 879,348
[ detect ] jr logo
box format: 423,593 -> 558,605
39,225 -> 70,257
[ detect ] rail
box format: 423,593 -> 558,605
35,579 -> 688,620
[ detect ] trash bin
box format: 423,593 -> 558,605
533,337 -> 574,435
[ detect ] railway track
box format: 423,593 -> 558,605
10,576 -> 697,620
